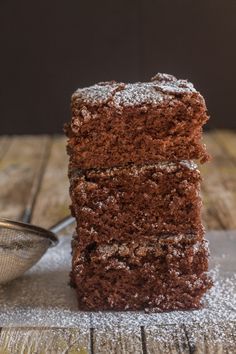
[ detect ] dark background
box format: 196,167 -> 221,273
0,0 -> 235,134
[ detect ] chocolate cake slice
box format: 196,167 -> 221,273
69,161 -> 203,247
71,237 -> 212,311
66,73 -> 212,312
65,73 -> 209,170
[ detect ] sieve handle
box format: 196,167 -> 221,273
49,216 -> 75,234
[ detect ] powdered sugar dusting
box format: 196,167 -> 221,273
113,82 -> 167,107
72,73 -> 197,109
72,82 -> 121,107
92,238 -> 208,261
80,160 -> 198,178
0,232 -> 235,351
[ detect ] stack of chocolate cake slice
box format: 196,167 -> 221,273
65,73 -> 212,311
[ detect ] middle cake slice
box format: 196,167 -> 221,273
69,160 -> 203,248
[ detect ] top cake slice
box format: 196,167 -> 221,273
65,73 -> 209,170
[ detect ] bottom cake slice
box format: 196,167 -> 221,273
71,236 -> 212,311
69,161 -> 212,311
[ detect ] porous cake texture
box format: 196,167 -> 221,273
69,162 -> 203,247
66,73 -> 212,312
71,237 -> 211,311
65,73 -> 209,170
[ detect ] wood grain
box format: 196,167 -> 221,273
184,322 -> 236,354
0,136 -> 51,221
1,324 -> 235,354
92,325 -> 143,354
0,136 -> 11,161
213,130 -> 236,164
144,325 -> 190,354
200,131 -> 236,229
31,136 -> 71,230
0,327 -> 90,354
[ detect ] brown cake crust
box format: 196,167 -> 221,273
69,161 -> 204,247
65,73 -> 210,170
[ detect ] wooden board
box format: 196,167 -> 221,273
144,325 -> 189,353
200,132 -> 236,230
0,327 -> 90,354
184,322 -> 236,354
0,135 -> 51,222
0,132 -> 235,353
0,136 -> 11,160
31,136 -> 71,230
92,326 -> 143,354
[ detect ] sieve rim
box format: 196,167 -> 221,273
0,218 -> 58,247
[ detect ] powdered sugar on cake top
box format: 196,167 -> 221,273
72,73 -> 197,109
72,81 -> 122,107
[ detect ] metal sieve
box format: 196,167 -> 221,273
0,216 -> 74,284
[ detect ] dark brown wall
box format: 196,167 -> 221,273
0,0 -> 235,134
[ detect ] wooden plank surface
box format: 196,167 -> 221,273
92,326 -> 143,354
214,130 -> 236,164
0,131 -> 235,354
31,136 -> 70,230
0,327 -> 90,354
0,136 -> 11,161
144,325 -> 190,353
184,322 -> 236,354
0,135 -> 51,221
200,131 -> 236,229
1,323 -> 235,354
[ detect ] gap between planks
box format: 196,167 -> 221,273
0,324 -> 235,354
90,321 -> 190,354
91,324 -> 143,354
184,322 -> 236,354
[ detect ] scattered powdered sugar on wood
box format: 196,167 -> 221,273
0,234 -> 235,350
